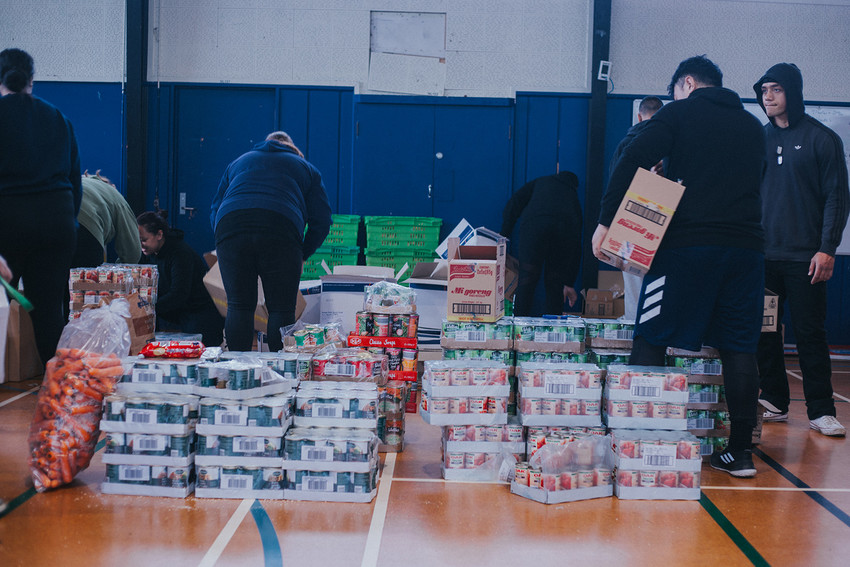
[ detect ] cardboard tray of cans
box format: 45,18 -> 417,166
283,488 -> 376,503
519,414 -> 603,427
102,482 -> 194,498
614,484 -> 700,501
513,317 -> 586,354
282,455 -> 378,474
195,455 -> 284,467
514,340 -> 585,354
102,453 -> 195,467
511,481 -> 613,504
440,318 -> 514,351
195,418 -> 292,438
283,466 -> 379,502
584,318 -> 635,350
194,380 -> 296,400
195,487 -> 284,500
194,464 -> 285,499
441,465 -> 506,482
100,420 -> 195,436
443,440 -> 526,454
420,407 -> 508,426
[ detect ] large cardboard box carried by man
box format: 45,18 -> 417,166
599,168 -> 685,276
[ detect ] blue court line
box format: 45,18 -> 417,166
0,384 -> 38,394
753,447 -> 850,528
250,499 -> 283,567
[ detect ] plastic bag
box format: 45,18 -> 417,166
363,281 -> 416,314
28,300 -> 133,491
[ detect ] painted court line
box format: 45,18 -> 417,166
0,385 -> 39,408
787,369 -> 850,404
198,498 -> 254,567
361,452 -> 396,567
703,486 -> 850,493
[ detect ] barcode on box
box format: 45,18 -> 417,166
302,446 -> 332,462
643,455 -> 675,467
304,478 -> 333,492
546,383 -> 574,395
223,475 -> 249,490
132,368 -> 163,384
543,373 -> 578,397
325,363 -> 356,377
314,403 -> 343,419
453,304 -> 491,315
119,466 -> 150,482
456,331 -> 485,342
215,409 -> 247,426
625,199 -> 667,226
134,435 -> 165,451
235,438 -> 262,453
699,392 -> 719,404
535,332 -> 566,343
127,409 -> 157,424
631,386 -> 661,397
693,362 -> 722,375
688,418 -> 715,429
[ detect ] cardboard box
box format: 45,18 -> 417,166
203,259 -> 306,334
436,219 -> 504,260
599,168 -> 685,276
763,289 -> 779,332
446,237 -> 506,322
0,289 -> 8,383
582,271 -> 625,318
4,300 -> 42,382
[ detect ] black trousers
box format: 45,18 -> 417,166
0,191 -> 76,364
757,260 -> 834,420
215,212 -> 303,352
513,220 -> 573,316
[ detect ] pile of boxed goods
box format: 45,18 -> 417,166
364,216 -> 442,273
68,265 -> 158,320
611,430 -> 702,500
517,362 -> 605,427
420,360 -> 513,481
511,433 -> 615,504
302,214 -> 361,280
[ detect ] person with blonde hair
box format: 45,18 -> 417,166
210,131 -> 331,351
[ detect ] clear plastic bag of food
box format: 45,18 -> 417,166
28,300 -> 134,491
363,281 -> 416,314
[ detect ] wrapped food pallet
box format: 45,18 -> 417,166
603,365 -> 689,430
516,362 -> 604,427
611,429 -> 702,501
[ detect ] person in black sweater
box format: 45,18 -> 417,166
753,63 -> 849,436
501,170 -> 583,316
593,56 -> 767,477
0,48 -> 81,365
137,212 -> 224,347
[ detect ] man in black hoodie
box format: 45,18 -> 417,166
753,63 -> 849,437
593,56 -> 766,477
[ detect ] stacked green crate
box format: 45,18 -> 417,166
302,215 -> 361,279
364,216 -> 442,273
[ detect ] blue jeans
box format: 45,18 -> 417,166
757,260 -> 834,420
215,211 -> 303,352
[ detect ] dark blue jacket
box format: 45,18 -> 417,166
0,93 -> 81,214
210,140 -> 331,259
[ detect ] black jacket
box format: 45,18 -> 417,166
753,63 -> 849,260
600,87 -> 765,252
153,232 -> 217,319
609,120 -> 652,178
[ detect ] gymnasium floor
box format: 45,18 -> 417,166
1,358 -> 848,567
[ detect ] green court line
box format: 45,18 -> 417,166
700,492 -> 770,566
0,438 -> 106,519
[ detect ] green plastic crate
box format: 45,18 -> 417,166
301,245 -> 360,279
323,214 -> 361,246
365,247 -> 436,271
364,216 -> 442,249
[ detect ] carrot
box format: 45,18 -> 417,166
70,405 -> 100,416
88,365 -> 124,380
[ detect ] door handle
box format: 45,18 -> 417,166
428,184 -> 432,198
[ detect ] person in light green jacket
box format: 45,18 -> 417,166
73,172 -> 142,266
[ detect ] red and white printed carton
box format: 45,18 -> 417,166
446,237 -> 506,323
599,168 -> 685,276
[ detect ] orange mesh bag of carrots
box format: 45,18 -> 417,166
28,300 -> 133,492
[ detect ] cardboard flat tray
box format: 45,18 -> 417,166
422,380 -> 511,398
443,440 -> 526,453
195,487 -> 284,499
195,419 -> 291,437
614,484 -> 700,501
293,416 -> 378,430
518,414 -> 603,427
604,416 -> 688,430
101,482 -> 194,498
419,408 -> 508,426
514,340 -> 585,354
194,455 -> 284,467
605,388 -> 689,404
100,420 -> 195,435
587,338 -> 633,349
511,481 -> 613,504
519,386 -> 602,399
615,457 -> 702,472
441,466 -> 505,482
102,453 -> 194,467
283,489 -> 376,503
281,458 -> 377,473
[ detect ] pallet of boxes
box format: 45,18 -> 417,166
346,280 -> 419,452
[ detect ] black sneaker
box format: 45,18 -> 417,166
710,449 -> 757,478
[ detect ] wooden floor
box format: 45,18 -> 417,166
1,358 -> 849,567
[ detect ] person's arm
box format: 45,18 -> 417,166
112,196 -> 143,263
155,245 -> 196,315
501,181 -> 534,238
302,167 -> 332,260
815,131 -> 849,253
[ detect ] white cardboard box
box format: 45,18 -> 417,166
102,482 -> 194,498
446,237 -> 506,323
511,481 -> 613,504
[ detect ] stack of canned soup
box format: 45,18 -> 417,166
100,391 -> 200,497
419,360 -> 514,480
513,317 -> 587,356
377,381 -> 410,452
667,348 -> 734,457
611,429 -> 702,500
517,363 -> 605,427
358,281 -> 419,377
511,432 -> 615,504
284,380 -> 381,502
603,365 -> 689,430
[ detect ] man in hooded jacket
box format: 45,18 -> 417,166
753,63 -> 850,437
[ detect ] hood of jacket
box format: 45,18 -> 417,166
252,139 -> 299,155
753,63 -> 805,128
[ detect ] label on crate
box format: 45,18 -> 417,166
324,363 -> 357,377
603,328 -> 634,340
689,391 -> 720,404
130,434 -> 167,452
313,403 -> 344,419
234,437 -> 264,454
215,408 -> 248,426
630,376 -> 664,398
119,465 -> 150,482
543,373 -> 578,396
222,473 -> 252,490
348,335 -> 417,349
303,473 -> 338,492
455,330 -> 486,342
641,445 -> 677,469
126,408 -> 159,425
131,368 -> 165,384
689,417 -> 715,430
301,445 -> 333,462
692,361 -> 722,375
534,330 -> 567,343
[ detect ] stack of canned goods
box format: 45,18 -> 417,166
605,399 -> 687,420
443,423 -> 524,443
605,366 -> 689,393
310,350 -> 388,381
105,464 -> 193,488
515,462 -> 612,491
443,450 -> 509,470
441,318 -> 513,343
296,382 -> 378,420
196,433 -> 282,458
198,394 -> 293,427
421,391 -> 508,415
513,317 -> 586,345
686,409 -> 730,431
521,397 -> 601,417
124,360 -> 200,386
442,349 -> 514,365
589,349 -> 631,369
584,319 -> 635,341
612,430 -> 702,461
284,427 -> 378,462
615,468 -> 700,489
103,393 -> 200,425
425,361 -> 509,386
514,351 -> 589,364
515,434 -> 613,491
518,364 -> 603,389
285,468 -> 378,493
105,432 -> 194,457
197,466 -> 284,490
355,311 -> 419,338
526,426 -> 608,456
